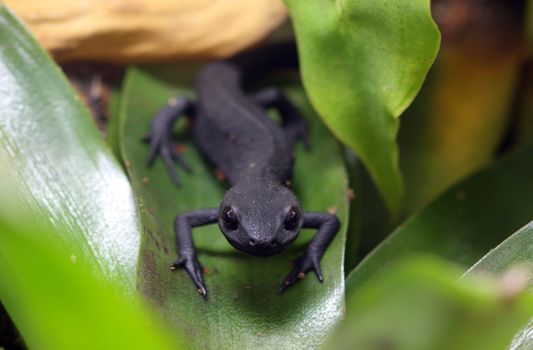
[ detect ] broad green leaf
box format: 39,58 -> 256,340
346,145 -> 533,300
0,176 -> 178,350
508,320 -> 533,350
285,0 -> 440,214
350,12 -> 529,259
464,221 -> 533,350
348,51 -> 527,264
465,221 -> 533,282
328,257 -> 533,350
0,4 -> 140,292
117,66 -> 349,349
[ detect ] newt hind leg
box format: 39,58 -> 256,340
251,88 -> 310,149
143,96 -> 196,186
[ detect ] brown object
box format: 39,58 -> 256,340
5,0 -> 287,63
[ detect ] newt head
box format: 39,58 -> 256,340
217,183 -> 302,257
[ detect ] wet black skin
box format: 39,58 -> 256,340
144,61 -> 340,298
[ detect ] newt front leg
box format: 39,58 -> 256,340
170,208 -> 219,298
279,212 -> 340,293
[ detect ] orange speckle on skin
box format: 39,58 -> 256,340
297,272 -> 305,279
175,144 -> 186,155
327,207 -> 337,215
214,168 -> 226,182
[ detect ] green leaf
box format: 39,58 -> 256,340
0,5 -> 167,347
0,4 -> 140,292
465,221 -> 533,281
346,145 -> 533,300
0,178 -> 178,350
116,66 -> 349,349
463,221 -> 533,350
284,0 -> 440,214
328,257 -> 533,350
508,319 -> 533,350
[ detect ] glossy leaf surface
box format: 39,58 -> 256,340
465,221 -> 533,282
0,6 -> 175,349
330,258 -> 533,350
117,66 -> 349,349
0,180 -> 177,350
0,4 -> 140,292
285,0 -> 440,214
346,145 -> 533,300
464,221 -> 533,350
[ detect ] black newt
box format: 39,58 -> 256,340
143,46 -> 340,298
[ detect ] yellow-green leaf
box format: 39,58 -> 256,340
285,0 -> 440,214
330,257 -> 533,350
464,221 -> 533,350
0,4 -> 140,291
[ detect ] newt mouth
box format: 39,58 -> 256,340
242,245 -> 287,257
225,238 -> 288,257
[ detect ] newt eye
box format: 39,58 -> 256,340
222,206 -> 239,230
284,206 -> 300,231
